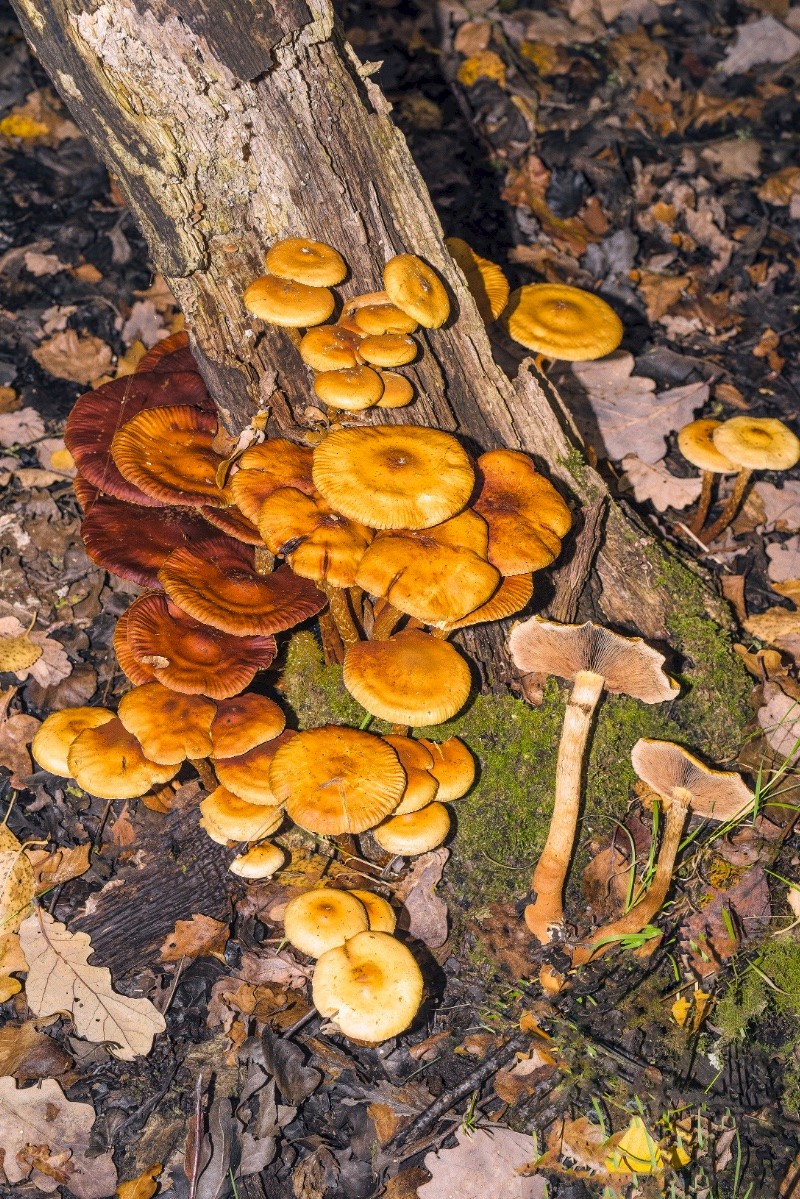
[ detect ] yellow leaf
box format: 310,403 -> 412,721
117,1163 -> 162,1199
0,630 -> 42,674
0,824 -> 35,934
671,996 -> 692,1026
457,51 -> 507,88
605,1116 -> 663,1174
0,114 -> 50,139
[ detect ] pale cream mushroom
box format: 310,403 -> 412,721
572,738 -> 755,965
229,842 -> 286,879
507,617 -> 678,944
283,888 -> 369,958
312,930 -> 423,1041
349,889 -> 397,933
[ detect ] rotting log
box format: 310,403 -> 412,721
11,0 -> 742,685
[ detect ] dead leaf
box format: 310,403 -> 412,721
701,138 -> 762,181
0,822 -> 35,934
24,250 -> 66,276
539,1114 -> 609,1175
767,538 -> 800,583
606,1116 -> 663,1174
453,21 -> 491,55
419,1127 -> 547,1199
756,481 -> 800,530
457,51 -> 507,87
117,1163 -> 162,1199
32,330 -> 113,385
19,909 -> 166,1060
682,865 -> 771,978
30,843 -> 92,893
0,693 -> 40,785
719,14 -> 800,74
0,1075 -> 117,1197
620,455 -> 703,511
394,848 -> 449,948
0,617 -> 72,687
582,844 -> 630,921
133,275 -> 177,312
0,1019 -> 74,1079
0,930 -> 28,1000
631,270 -> 691,321
120,301 -> 168,349
160,913 -> 230,962
757,681 -> 800,762
745,606 -> 800,661
0,406 -> 46,448
758,166 -> 800,205
36,437 -> 76,477
0,89 -> 82,144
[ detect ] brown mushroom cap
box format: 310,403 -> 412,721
199,785 -> 283,844
111,405 -> 229,507
373,801 -> 451,855
158,536 -> 326,636
114,612 -> 157,686
258,488 -> 373,588
299,325 -> 363,372
384,735 -> 439,814
677,420 -> 737,474
243,274 -> 335,327
505,284 -> 623,360
229,842 -> 286,879
508,617 -> 679,703
376,373 -> 414,409
230,440 -> 315,525
213,728 -> 296,805
32,706 -> 115,777
354,303 -> 419,335
125,593 -> 277,699
210,694 -> 286,759
73,475 -> 100,512
312,930 -> 423,1042
473,450 -> 572,575
265,237 -> 347,287
418,737 -> 475,801
383,254 -> 450,329
200,504 -> 262,546
136,331 -> 198,375
312,425 -> 475,531
441,573 -> 534,631
67,717 -> 178,799
284,888 -> 370,958
348,889 -> 397,933
344,630 -> 472,726
117,682 -> 216,765
355,511 -> 500,625
357,334 -> 418,368
631,738 -> 755,822
81,497 -> 210,588
712,417 -> 800,472
445,237 -> 509,323
313,366 -> 385,411
268,726 -> 407,835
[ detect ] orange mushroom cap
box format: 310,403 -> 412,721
473,450 -> 571,575
344,630 -> 472,726
313,366 -> 384,412
243,275 -> 335,327
32,706 -> 116,777
373,801 -> 451,856
258,488 -> 373,588
354,302 -> 419,335
135,331 -> 197,375
265,237 -> 347,287
199,785 -> 283,844
213,728 -> 296,805
67,717 -> 178,799
111,405 -> 229,508
299,325 -> 363,372
114,612 -> 157,686
210,694 -> 286,759
445,237 -> 509,323
504,283 -> 623,360
383,734 -> 439,814
441,573 -> 534,631
230,440 -> 315,525
418,737 -> 475,800
117,682 -> 216,765
200,504 -> 262,546
383,254 -> 450,329
357,334 -> 418,368
81,497 -> 210,588
376,372 -> 414,409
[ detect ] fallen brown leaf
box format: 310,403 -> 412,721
0,1019 -> 74,1079
394,848 -> 449,948
30,843 -> 92,893
116,1163 -> 162,1199
32,330 -> 113,384
0,690 -> 40,785
160,913 -> 230,962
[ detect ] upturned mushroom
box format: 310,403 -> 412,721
701,416 -> 800,544
572,739 -> 755,965
507,617 -> 678,944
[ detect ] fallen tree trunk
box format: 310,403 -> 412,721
12,0 -> 744,705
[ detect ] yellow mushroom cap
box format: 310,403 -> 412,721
243,275 -> 335,327
268,726 -> 407,835
383,735 -> 439,814
354,303 -> 419,335
712,417 -> 800,472
299,325 -> 363,372
199,785 -> 283,844
210,694 -> 286,759
677,420 -> 737,474
265,237 -> 347,287
229,841 -> 286,879
313,366 -> 385,412
117,682 -> 216,765
213,728 -> 296,806
312,425 -> 475,531
505,283 -> 623,360
258,488 -> 373,588
343,630 -> 472,726
67,718 -> 178,799
357,334 -> 418,368
284,887 -> 370,958
374,801 -> 451,855
312,930 -> 423,1041
32,707 -> 115,777
418,737 -> 475,800
376,372 -> 414,409
348,889 -> 397,933
445,237 -> 509,323
474,449 -> 572,576
383,254 -> 450,329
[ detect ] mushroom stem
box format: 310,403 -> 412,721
571,793 -> 690,967
700,468 -> 753,545
524,668 -> 605,944
322,583 -> 361,648
371,601 -> 404,641
687,471 -> 714,537
189,757 -> 217,792
319,611 -> 345,665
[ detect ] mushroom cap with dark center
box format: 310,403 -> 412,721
268,725 -> 406,835
117,681 -> 216,765
125,593 -> 277,699
355,510 -> 500,625
473,450 -> 572,575
344,630 -> 472,726
445,237 -> 509,323
505,284 -> 623,360
284,888 -> 370,958
258,488 -> 373,588
313,365 -> 385,411
210,694 -> 286,759
383,254 -> 450,329
230,440 -> 315,524
244,274 -> 335,327
312,425 -> 474,530
136,331 -> 198,375
677,420 -> 737,474
199,785 -> 283,844
265,237 -> 347,287
32,706 -> 116,777
299,325 -> 363,372
65,371 -> 213,505
508,617 -> 678,702
67,717 -> 178,799
114,612 -> 157,685
81,496 -> 210,588
111,405 -> 229,507
712,417 -> 800,472
441,573 -> 533,631
158,535 -> 326,636
313,930 -> 423,1042
631,738 -> 754,822
213,728 -> 296,806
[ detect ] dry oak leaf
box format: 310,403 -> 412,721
767,539 -> 800,583
160,913 -> 229,962
32,330 -> 113,385
418,1126 -> 547,1199
744,605 -> 800,663
0,706 -> 40,785
0,1075 -> 117,1197
0,405 -> 45,448
620,455 -> 702,512
756,482 -> 800,531
758,166 -> 800,206
116,1163 -> 162,1199
0,931 -> 28,1000
0,822 -> 35,935
0,1019 -> 74,1080
29,843 -> 92,894
19,909 -> 166,1060
701,138 -> 762,181
756,681 -> 800,763
719,14 -> 800,74
0,617 -> 72,687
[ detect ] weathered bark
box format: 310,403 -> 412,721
11,0 -> 734,678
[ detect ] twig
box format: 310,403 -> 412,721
185,1072 -> 207,1199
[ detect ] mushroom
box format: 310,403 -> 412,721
136,330 -> 197,375
313,365 -> 385,412
418,737 -> 475,801
348,889 -> 397,933
268,726 -> 407,835
117,682 -> 216,765
81,497 -> 210,588
114,613 -> 157,686
229,841 -> 286,879
67,717 -> 178,799
701,416 -> 800,544
199,786 -> 283,845
213,728 -> 295,805
111,404 -> 229,508
383,735 -> 440,813
32,706 -> 115,777
507,617 -> 678,944
376,372 -> 414,409
676,419 -> 738,537
243,274 -> 335,327
383,254 -> 450,329
373,801 -> 451,856
299,325 -> 363,372
312,426 -> 474,531
504,283 -> 623,362
312,930 -> 423,1041
445,237 -> 509,324
343,629 -> 472,727
438,574 -> 534,633
354,301 -> 418,335
357,333 -> 418,368
572,738 -> 755,965
229,440 -> 315,525
283,888 -> 370,958
210,694 -> 286,759
264,237 -> 347,287
199,504 -> 262,546
473,450 -> 572,576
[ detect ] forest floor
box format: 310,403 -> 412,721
2,0 -> 800,1196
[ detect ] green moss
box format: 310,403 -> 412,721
557,446 -> 592,492
716,940 -> 800,1039
280,631 -> 364,729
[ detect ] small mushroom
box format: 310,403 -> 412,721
229,841 -> 285,879
67,717 -> 178,799
243,274 -> 335,327
229,440 -> 315,525
343,629 -> 472,727
213,728 -> 296,805
32,706 -> 115,777
504,283 -> 623,361
313,365 -> 385,412
508,617 -> 678,944
210,694 -> 287,759
701,416 -> 800,544
384,734 -> 439,813
199,786 -> 283,844
264,237 -> 347,288
348,889 -> 397,933
117,682 -> 216,765
373,801 -> 451,855
312,930 -> 424,1042
676,419 -> 737,537
383,254 -> 450,329
445,237 -> 509,324
299,325 -> 363,372
284,888 -> 370,958
375,372 -> 414,409
357,333 -> 418,368
572,738 -> 755,965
